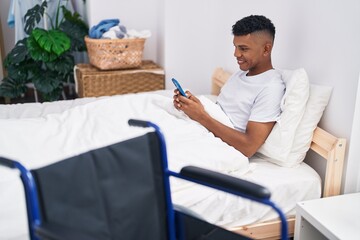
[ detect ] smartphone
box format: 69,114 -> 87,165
172,78 -> 188,97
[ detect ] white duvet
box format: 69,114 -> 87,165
0,93 -> 250,239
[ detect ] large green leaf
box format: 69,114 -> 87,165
0,77 -> 28,98
31,28 -> 71,56
60,20 -> 88,51
32,70 -> 63,94
45,53 -> 74,75
0,58 -> 41,96
24,1 -> 47,35
60,7 -> 89,52
4,39 -> 29,66
41,88 -> 63,102
27,34 -> 58,62
6,64 -> 29,82
5,58 -> 39,82
61,6 -> 88,30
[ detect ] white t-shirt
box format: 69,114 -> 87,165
217,69 -> 285,132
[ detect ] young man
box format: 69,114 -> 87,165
173,15 -> 285,157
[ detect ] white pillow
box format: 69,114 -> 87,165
256,68 -> 310,166
287,84 -> 332,165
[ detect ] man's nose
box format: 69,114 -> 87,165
234,48 -> 241,58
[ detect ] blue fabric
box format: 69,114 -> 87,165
89,19 -> 120,39
7,0 -> 15,28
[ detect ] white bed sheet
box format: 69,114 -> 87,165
0,91 -> 321,239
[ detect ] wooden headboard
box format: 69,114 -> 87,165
211,67 -> 232,95
213,67 -> 346,239
310,127 -> 346,197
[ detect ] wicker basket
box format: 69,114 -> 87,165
85,36 -> 146,70
74,60 -> 165,97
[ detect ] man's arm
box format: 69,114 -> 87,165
173,91 -> 275,157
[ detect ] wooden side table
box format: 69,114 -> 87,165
294,193 -> 360,240
75,60 -> 165,98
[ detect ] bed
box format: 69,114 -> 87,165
0,67 -> 346,240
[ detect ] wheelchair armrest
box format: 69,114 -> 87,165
0,157 -> 17,168
128,119 -> 150,127
180,166 -> 271,200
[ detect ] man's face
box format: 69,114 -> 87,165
233,34 -> 271,76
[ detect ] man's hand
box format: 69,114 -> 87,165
173,90 -> 210,122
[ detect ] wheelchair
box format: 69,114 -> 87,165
0,119 -> 288,240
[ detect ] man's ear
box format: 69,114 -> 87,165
263,43 -> 272,56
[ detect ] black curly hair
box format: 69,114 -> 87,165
232,15 -> 275,42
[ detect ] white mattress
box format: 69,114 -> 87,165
0,91 -> 321,239
172,157 -> 321,227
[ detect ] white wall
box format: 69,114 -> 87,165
345,74 -> 360,193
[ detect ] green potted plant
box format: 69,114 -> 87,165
0,0 -> 88,102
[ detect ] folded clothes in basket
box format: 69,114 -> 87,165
102,26 -> 151,40
126,29 -> 151,39
89,18 -> 120,39
89,18 -> 151,40
102,25 -> 127,39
